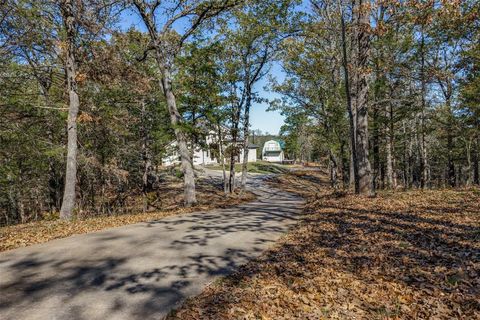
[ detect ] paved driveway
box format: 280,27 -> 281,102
0,175 -> 303,320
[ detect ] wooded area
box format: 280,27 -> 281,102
273,0 -> 480,194
1,0 -> 479,226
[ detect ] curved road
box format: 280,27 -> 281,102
0,173 -> 303,320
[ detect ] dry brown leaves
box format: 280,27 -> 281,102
0,180 -> 255,252
168,171 -> 480,320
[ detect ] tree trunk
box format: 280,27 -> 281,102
240,98 -> 252,191
408,127 -> 414,187
474,134 -> 479,185
329,150 -> 338,189
229,102 -> 242,193
162,67 -> 197,206
240,138 -> 249,191
140,100 -> 152,212
59,0 -> 79,220
339,3 -> 359,192
420,114 -> 428,188
447,132 -> 455,188
402,121 -> 409,188
466,137 -> 472,186
340,140 -> 349,188
7,185 -> 16,224
419,29 -> 429,189
356,104 -> 373,194
372,103 -> 380,190
386,145 -> 394,189
217,124 -> 228,193
133,1 -> 197,207
229,152 -> 236,193
349,145 -> 355,187
352,0 -> 374,195
385,103 -> 395,189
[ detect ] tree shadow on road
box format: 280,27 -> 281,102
0,184 -> 304,320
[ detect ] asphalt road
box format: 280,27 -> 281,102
0,173 -> 303,320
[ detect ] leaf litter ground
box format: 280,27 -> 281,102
169,170 -> 480,319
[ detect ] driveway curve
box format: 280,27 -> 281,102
0,174 -> 303,320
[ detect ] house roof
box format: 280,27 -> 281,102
263,139 -> 285,150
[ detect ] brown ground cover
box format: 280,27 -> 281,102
0,178 -> 255,252
169,170 -> 480,319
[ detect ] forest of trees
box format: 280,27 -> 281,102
271,0 -> 480,193
0,0 -> 478,225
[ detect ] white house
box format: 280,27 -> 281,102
243,144 -> 258,163
162,141 -> 218,167
162,133 -> 258,167
262,140 -> 285,162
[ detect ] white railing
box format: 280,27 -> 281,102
265,146 -> 281,151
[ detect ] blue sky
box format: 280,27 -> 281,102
118,8 -> 286,135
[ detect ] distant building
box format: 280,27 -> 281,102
262,140 -> 285,162
244,144 -> 259,163
162,133 -> 258,167
162,139 -> 216,167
